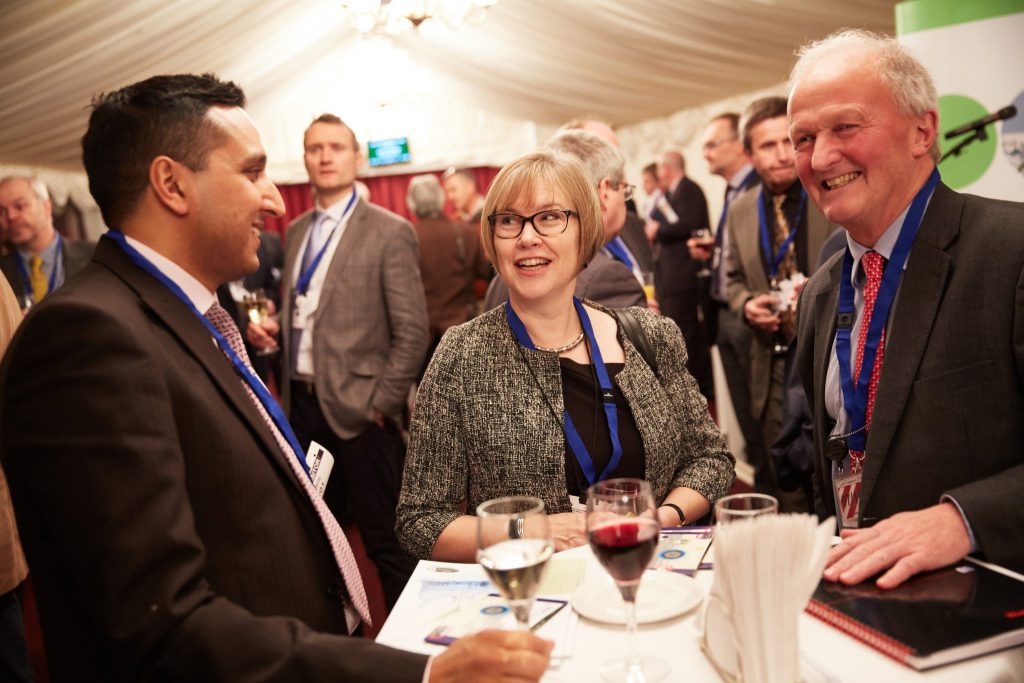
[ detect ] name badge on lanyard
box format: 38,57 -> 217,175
831,168 -> 940,526
305,441 -> 335,497
506,297 -> 623,487
292,190 -> 359,329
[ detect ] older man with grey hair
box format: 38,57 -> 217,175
0,176 -> 94,308
483,130 -> 647,310
407,174 -> 488,373
791,29 -> 1024,587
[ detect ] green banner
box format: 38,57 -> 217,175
897,0 -> 1024,34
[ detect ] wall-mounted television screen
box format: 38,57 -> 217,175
367,137 -> 411,167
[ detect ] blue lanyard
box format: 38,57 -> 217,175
835,168 -> 940,452
296,190 -> 358,295
505,297 -> 623,486
105,231 -> 311,476
16,232 -> 63,302
604,237 -> 634,270
716,168 -> 758,238
757,186 -> 807,280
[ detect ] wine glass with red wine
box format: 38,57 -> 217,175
586,478 -> 669,682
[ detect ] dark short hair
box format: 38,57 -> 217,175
709,112 -> 740,135
81,73 -> 245,227
304,114 -> 359,151
741,97 -> 787,152
642,162 -> 657,178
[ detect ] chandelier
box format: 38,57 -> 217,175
342,0 -> 500,36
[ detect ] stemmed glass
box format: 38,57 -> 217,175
691,228 -> 714,278
586,478 -> 669,682
476,496 -> 554,629
241,289 -> 278,357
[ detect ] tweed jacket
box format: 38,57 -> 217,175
396,301 -> 735,559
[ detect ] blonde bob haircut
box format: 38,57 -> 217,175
480,149 -> 604,274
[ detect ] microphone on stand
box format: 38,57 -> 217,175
944,105 -> 1017,139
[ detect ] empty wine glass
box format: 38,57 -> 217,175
476,496 -> 554,629
587,478 -> 669,682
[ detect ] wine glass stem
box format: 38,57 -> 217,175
623,597 -> 641,674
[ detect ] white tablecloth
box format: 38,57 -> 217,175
376,545 -> 1024,682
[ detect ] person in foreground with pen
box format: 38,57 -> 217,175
396,146 -> 735,563
790,30 -> 1024,588
0,72 -> 550,682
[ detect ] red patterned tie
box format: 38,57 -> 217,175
204,302 -> 371,625
842,250 -> 887,523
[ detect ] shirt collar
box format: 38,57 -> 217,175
844,186 -> 936,286
727,163 -> 754,191
18,230 -> 60,266
124,235 -> 216,314
316,190 -> 360,222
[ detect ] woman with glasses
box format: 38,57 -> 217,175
396,149 -> 734,562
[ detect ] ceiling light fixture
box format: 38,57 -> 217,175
341,0 -> 500,36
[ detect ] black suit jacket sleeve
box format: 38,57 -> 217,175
656,178 -> 710,245
0,256 -> 427,681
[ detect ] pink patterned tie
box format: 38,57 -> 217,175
204,302 -> 371,625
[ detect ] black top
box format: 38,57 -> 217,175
560,358 -> 645,497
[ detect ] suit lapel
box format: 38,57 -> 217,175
860,184 -> 960,509
94,239 -> 310,496
806,206 -> 831,268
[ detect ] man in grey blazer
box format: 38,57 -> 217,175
483,129 -> 647,311
791,30 -> 1024,587
0,176 -> 94,309
724,97 -> 833,507
273,115 -> 429,610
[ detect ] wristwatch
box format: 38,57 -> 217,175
509,516 -> 525,539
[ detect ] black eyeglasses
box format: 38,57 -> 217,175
488,208 -> 579,239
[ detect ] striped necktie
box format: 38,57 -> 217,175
204,302 -> 371,625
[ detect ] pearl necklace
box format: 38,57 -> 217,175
535,330 -> 586,354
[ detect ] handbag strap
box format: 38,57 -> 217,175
609,308 -> 658,376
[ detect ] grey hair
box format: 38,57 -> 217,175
405,174 -> 446,217
544,129 -> 625,188
0,175 -> 50,203
788,29 -> 940,163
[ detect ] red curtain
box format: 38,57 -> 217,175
265,166 -> 500,240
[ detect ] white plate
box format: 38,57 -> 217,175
570,571 -> 704,625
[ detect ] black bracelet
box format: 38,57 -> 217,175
661,503 -> 686,526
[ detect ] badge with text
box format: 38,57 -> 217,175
291,291 -> 320,331
305,440 -> 335,497
834,470 -> 862,530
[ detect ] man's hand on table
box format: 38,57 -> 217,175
823,502 -> 972,589
429,629 -> 553,682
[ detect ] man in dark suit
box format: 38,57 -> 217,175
791,30 -> 1024,586
645,151 -> 713,397
483,129 -> 646,311
0,73 -> 549,682
270,114 -> 429,611
0,176 -> 94,309
689,113 -> 764,486
723,97 -> 835,510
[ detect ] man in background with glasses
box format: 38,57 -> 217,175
483,130 -> 646,310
